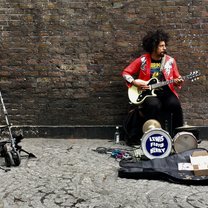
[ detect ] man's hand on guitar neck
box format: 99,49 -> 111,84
174,76 -> 184,86
132,79 -> 150,91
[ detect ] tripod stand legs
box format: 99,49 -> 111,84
0,165 -> 10,172
18,147 -> 37,158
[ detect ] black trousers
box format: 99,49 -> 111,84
141,88 -> 183,137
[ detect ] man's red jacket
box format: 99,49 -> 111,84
122,53 -> 181,98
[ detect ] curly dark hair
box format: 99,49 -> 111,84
142,30 -> 169,53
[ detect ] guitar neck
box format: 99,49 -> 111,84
151,75 -> 188,89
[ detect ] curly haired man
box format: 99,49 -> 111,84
122,30 -> 184,143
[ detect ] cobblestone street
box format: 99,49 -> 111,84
0,138 -> 208,208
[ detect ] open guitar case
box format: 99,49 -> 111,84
118,148 -> 208,185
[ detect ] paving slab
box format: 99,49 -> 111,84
0,138 -> 208,208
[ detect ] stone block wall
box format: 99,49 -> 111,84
0,0 -> 207,126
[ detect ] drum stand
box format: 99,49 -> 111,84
163,113 -> 173,137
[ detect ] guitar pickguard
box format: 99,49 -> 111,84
136,89 -> 155,103
136,78 -> 158,104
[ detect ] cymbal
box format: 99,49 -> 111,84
176,124 -> 198,130
142,119 -> 161,133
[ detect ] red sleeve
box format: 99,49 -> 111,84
172,59 -> 183,89
121,57 -> 141,77
173,59 -> 180,78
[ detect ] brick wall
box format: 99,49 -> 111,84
0,0 -> 207,126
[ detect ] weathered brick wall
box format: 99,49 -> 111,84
0,0 -> 207,126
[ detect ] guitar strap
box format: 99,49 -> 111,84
160,54 -> 166,72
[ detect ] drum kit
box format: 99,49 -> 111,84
140,119 -> 198,159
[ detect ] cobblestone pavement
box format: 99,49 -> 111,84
0,138 -> 208,208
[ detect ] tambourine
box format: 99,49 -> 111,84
173,131 -> 198,153
141,128 -> 172,159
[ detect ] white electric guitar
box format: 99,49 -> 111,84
128,71 -> 201,105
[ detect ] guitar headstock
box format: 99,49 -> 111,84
188,70 -> 201,82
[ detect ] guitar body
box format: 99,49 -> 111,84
128,78 -> 158,105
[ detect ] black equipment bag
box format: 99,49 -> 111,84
118,148 -> 208,185
123,107 -> 145,146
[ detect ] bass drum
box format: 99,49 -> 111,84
141,128 -> 172,159
173,131 -> 198,153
